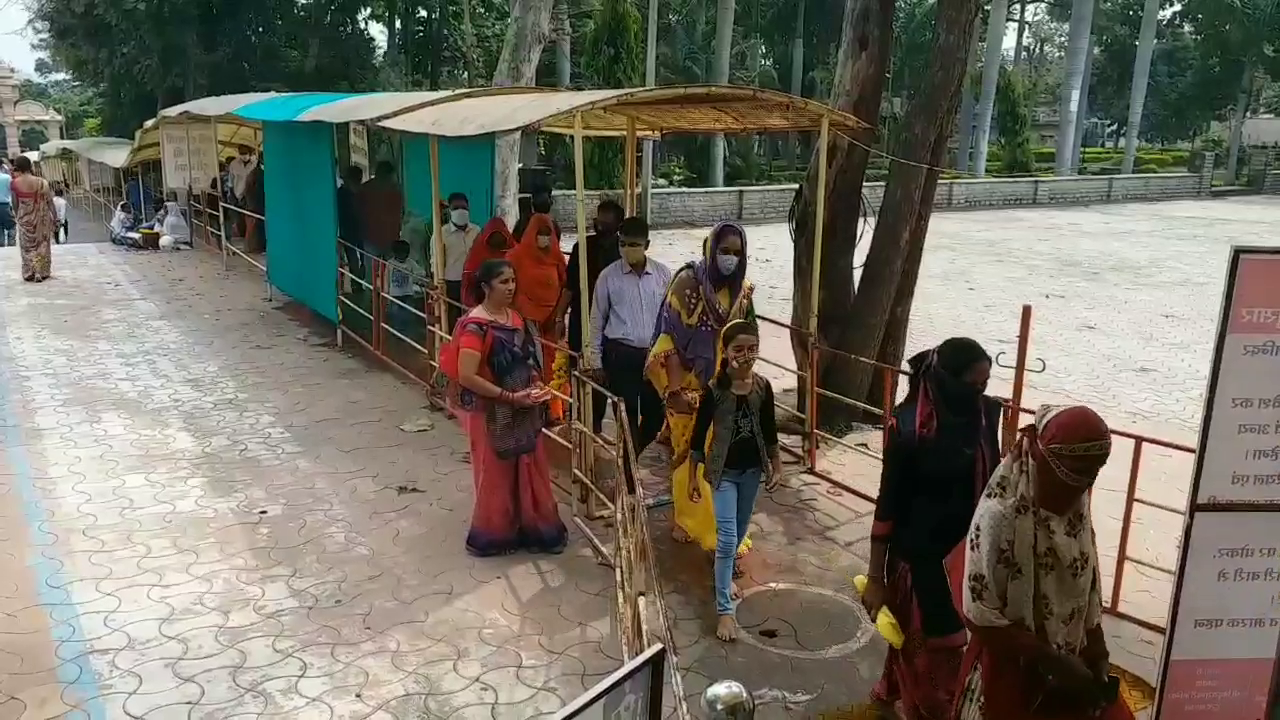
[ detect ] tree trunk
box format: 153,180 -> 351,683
492,0 -> 556,223
1012,0 -> 1027,68
385,0 -> 401,88
554,0 -> 572,88
1120,0 -> 1159,174
785,0 -> 806,169
401,0 -> 417,86
1070,33 -> 1094,170
462,0 -> 480,87
973,0 -> 1010,176
709,0 -> 736,187
826,0 -> 982,426
429,0 -> 446,89
954,14 -> 982,172
789,0 -> 894,429
1225,64 -> 1254,185
1055,0 -> 1095,175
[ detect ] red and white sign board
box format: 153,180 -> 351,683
1156,248 -> 1280,720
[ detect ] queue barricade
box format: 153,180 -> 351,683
334,238 -> 690,715
752,302 -> 1188,634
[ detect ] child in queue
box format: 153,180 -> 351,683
687,320 -> 782,642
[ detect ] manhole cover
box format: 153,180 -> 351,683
734,582 -> 877,659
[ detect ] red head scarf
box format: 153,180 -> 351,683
462,217 -> 515,306
506,213 -> 566,324
1027,405 -> 1112,487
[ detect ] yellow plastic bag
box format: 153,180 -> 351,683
851,575 -> 905,649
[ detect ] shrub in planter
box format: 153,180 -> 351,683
1136,163 -> 1160,174
1032,147 -> 1056,164
1137,154 -> 1173,168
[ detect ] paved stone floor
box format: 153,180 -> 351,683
0,238 -> 619,718
4,197 -> 1274,718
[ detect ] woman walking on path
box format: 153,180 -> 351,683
687,321 -> 782,642
956,404 -> 1132,720
862,338 -> 1001,720
9,156 -> 56,282
645,222 -> 756,566
445,258 -> 567,557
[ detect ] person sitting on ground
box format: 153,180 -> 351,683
161,200 -> 191,247
109,201 -> 136,245
53,186 -> 68,245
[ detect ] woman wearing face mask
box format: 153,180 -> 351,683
957,404 -> 1131,720
462,217 -> 515,306
645,221 -> 756,567
687,321 -> 781,642
507,213 -> 567,356
862,337 -> 1001,720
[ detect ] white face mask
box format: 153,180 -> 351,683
450,208 -> 470,227
716,254 -> 739,276
536,234 -> 552,249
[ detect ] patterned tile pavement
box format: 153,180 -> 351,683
0,240 -> 620,719
4,196 -> 1276,718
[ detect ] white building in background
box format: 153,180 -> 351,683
0,63 -> 65,159
1242,116 -> 1280,147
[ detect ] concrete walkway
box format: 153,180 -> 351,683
0,243 -> 617,719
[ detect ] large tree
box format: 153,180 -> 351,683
1056,0 -> 1097,174
972,0 -> 1011,176
491,0 -> 556,221
580,0 -> 645,189
1121,0 -> 1161,173
791,0 -> 983,429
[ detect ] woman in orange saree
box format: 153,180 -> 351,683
507,213 -> 566,353
462,217 -> 515,306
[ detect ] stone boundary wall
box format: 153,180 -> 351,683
550,165 -> 1217,230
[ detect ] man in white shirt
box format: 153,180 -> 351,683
437,191 -> 480,329
227,145 -> 257,238
53,186 -> 68,244
586,216 -> 673,455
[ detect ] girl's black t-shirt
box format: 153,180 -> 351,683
690,378 -> 779,471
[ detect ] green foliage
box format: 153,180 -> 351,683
994,68 -> 1036,175
1033,147 -> 1056,164
1136,163 -> 1161,173
18,76 -> 101,140
30,0 -> 379,135
580,0 -> 644,190
1136,152 -> 1173,167
19,127 -> 50,152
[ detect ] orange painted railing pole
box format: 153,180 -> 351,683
1003,304 -> 1033,451
881,365 -> 894,445
1110,438 -> 1144,611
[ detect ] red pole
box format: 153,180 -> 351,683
1110,438 -> 1144,612
1003,304 -> 1033,451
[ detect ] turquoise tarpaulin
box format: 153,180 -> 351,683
402,134 -> 496,227
263,121 -> 339,323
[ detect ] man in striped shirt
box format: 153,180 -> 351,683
586,216 -> 673,455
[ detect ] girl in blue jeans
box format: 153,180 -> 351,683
688,320 -> 782,641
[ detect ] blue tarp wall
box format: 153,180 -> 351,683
402,134 -> 496,228
261,121 -> 339,323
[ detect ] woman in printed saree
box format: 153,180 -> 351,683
645,221 -> 755,563
9,155 -> 56,282
449,258 -> 567,557
862,338 -> 1001,720
956,404 -> 1133,720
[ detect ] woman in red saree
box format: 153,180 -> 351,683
863,338 -> 1001,720
507,213 -> 566,349
449,258 -> 567,556
462,218 -> 515,306
955,404 -> 1132,720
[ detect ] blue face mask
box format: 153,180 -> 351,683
716,253 -> 739,276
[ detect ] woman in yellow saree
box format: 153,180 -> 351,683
645,222 -> 756,567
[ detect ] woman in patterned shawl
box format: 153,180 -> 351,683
645,221 -> 755,565
956,404 -> 1133,720
10,155 -> 56,282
